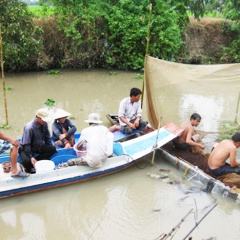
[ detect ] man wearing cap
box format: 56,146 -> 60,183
18,108 -> 57,173
52,108 -> 77,149
70,113 -> 113,168
118,87 -> 147,134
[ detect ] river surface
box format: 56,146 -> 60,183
0,70 -> 240,240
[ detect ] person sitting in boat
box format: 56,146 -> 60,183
118,87 -> 147,134
52,108 -> 77,149
172,113 -> 205,151
0,132 -> 29,178
18,108 -> 57,174
69,113 -> 114,168
208,132 -> 240,176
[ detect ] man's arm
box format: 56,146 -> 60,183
229,147 -> 240,167
0,132 -> 19,147
119,116 -> 136,129
185,128 -> 204,149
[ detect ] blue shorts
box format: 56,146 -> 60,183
208,163 -> 240,176
0,140 -> 12,154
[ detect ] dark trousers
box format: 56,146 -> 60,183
19,144 -> 57,173
121,118 -> 148,135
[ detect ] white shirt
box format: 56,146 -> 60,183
78,124 -> 113,168
118,97 -> 142,126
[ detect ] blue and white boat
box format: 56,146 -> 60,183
0,122 -> 182,199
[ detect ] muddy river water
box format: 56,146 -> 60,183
0,70 -> 239,240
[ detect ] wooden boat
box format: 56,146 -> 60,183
0,122 -> 182,199
107,113 -> 240,202
106,113 -> 119,125
159,148 -> 240,202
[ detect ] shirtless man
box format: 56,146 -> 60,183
208,132 -> 240,176
173,113 -> 204,151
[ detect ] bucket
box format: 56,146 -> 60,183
73,142 -> 87,157
35,160 -> 55,173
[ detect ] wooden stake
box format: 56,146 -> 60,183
141,3 -> 152,107
235,91 -> 240,123
151,120 -> 161,165
0,22 -> 9,126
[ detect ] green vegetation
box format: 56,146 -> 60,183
0,124 -> 11,129
47,69 -> 60,75
0,0 -> 42,72
28,5 -> 55,17
0,0 -> 239,72
135,74 -> 143,81
218,121 -> 240,141
44,98 -> 55,107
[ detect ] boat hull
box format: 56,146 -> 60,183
0,155 -> 140,199
159,149 -> 240,201
0,122 -> 182,198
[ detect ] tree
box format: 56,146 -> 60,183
220,0 -> 240,62
0,0 -> 42,72
0,0 -> 42,126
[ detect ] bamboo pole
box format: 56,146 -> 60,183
234,91 -> 240,123
156,209 -> 194,240
145,3 -> 152,56
141,3 -> 152,107
151,119 -> 161,165
0,22 -> 9,126
181,202 -> 217,240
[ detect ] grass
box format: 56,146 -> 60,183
218,120 -> 240,141
28,5 -> 55,17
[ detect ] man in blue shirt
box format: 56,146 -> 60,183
19,108 -> 57,173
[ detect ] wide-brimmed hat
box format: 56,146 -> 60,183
84,113 -> 102,124
54,108 -> 71,119
36,108 -> 52,122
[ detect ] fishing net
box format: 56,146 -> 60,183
143,56 -> 240,133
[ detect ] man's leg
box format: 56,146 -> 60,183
138,119 -> 148,131
36,144 -> 57,160
121,125 -> 133,134
10,145 -> 19,175
19,151 -> 33,173
210,164 -> 240,176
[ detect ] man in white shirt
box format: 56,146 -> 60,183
118,87 -> 147,134
71,113 -> 113,168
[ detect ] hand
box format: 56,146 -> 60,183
134,118 -> 140,128
31,157 -> 37,165
129,123 -> 136,129
199,144 -> 205,150
12,139 -> 20,147
65,142 -> 71,149
59,133 -> 66,140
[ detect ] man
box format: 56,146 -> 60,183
18,108 -> 57,173
70,113 -> 113,168
118,87 -> 147,134
208,132 -> 240,176
173,113 -> 205,151
0,132 -> 29,177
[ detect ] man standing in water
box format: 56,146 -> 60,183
208,132 -> 240,176
173,113 -> 205,151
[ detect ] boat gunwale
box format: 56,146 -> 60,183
159,148 -> 240,202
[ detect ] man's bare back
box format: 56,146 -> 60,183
208,139 -> 240,169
